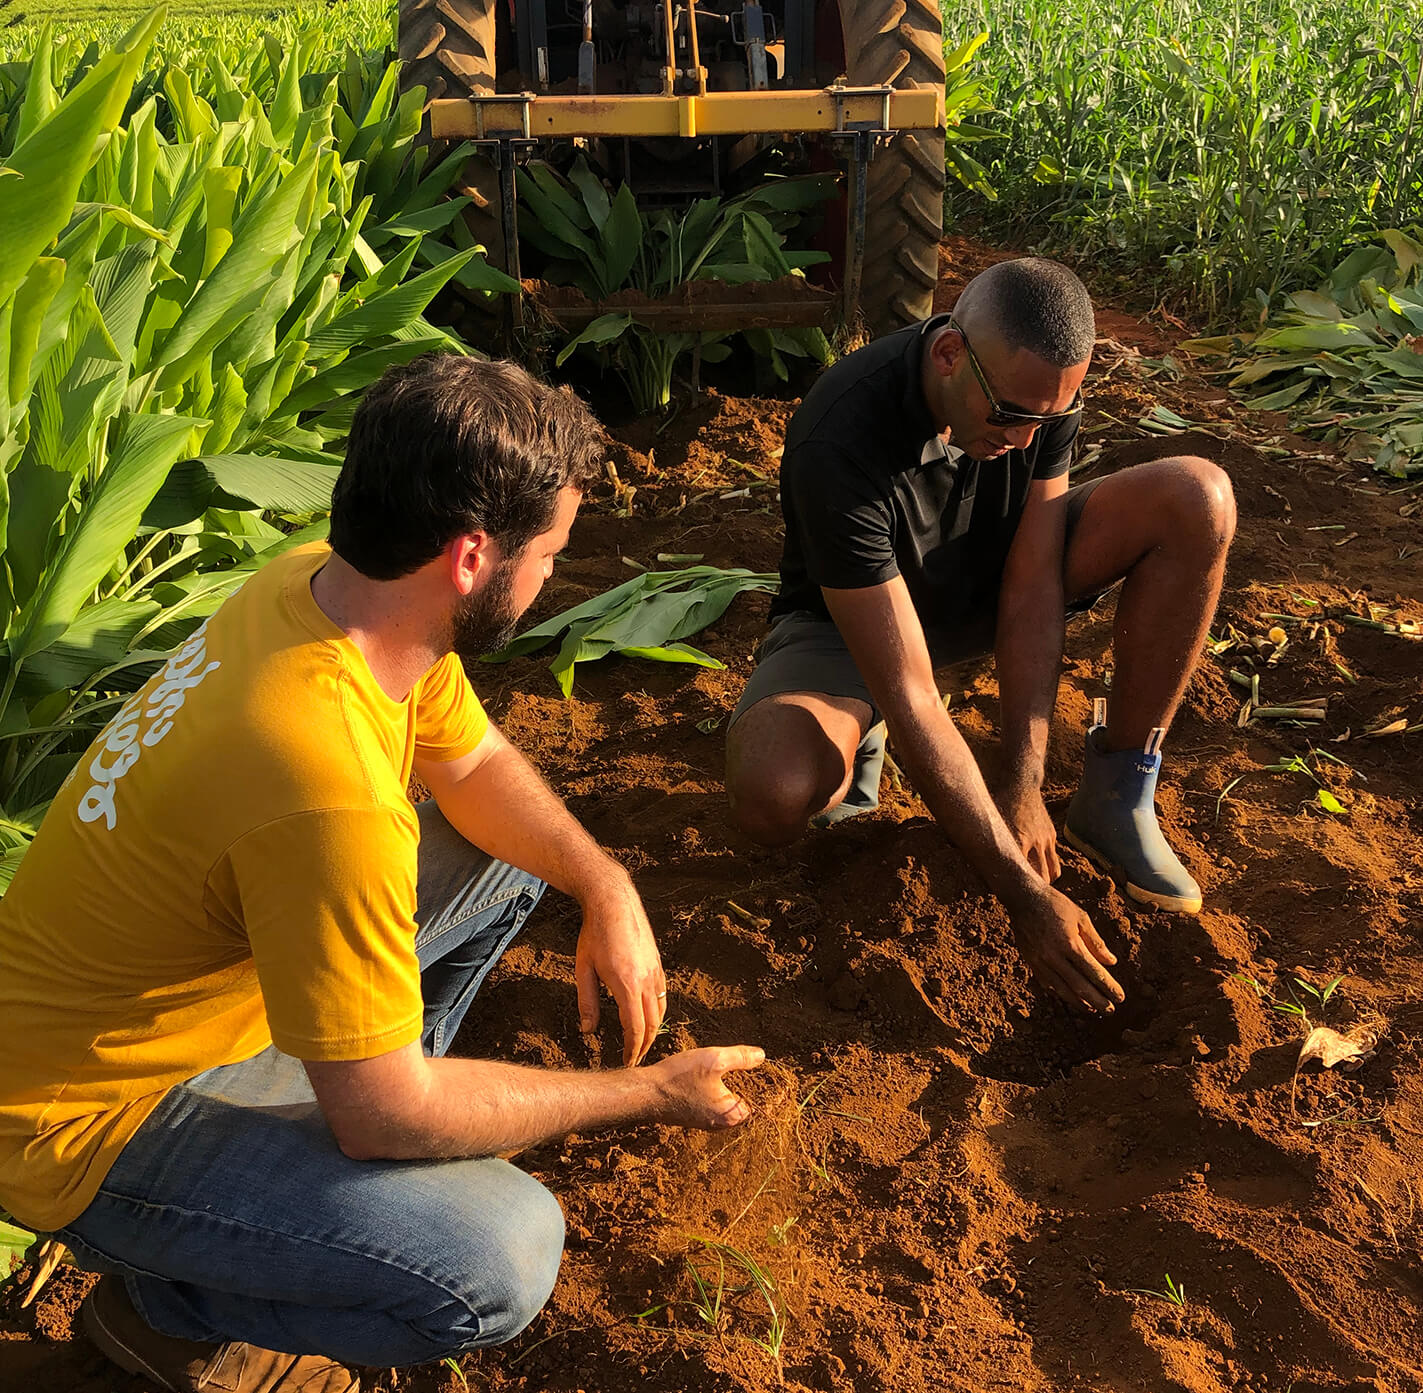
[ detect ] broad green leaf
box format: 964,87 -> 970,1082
6,461 -> 72,608
13,25 -> 57,150
150,149 -> 319,392
8,257 -> 64,411
305,249 -> 476,352
944,30 -> 989,74
517,167 -> 601,267
1255,323 -> 1377,352
17,595 -> 165,697
414,238 -> 520,295
490,568 -> 778,694
737,174 -> 838,214
10,414 -> 201,665
68,203 -> 172,247
183,453 -> 340,515
599,184 -> 643,292
568,155 -> 612,233
554,312 -> 633,368
1380,230 -> 1423,283
0,7 -> 164,308
1248,380 -> 1315,411
200,167 -> 242,278
619,642 -> 723,669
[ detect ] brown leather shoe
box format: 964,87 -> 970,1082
81,1275 -> 360,1392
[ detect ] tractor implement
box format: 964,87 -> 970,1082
402,0 -> 948,341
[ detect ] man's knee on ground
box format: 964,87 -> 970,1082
399,1166 -> 565,1361
726,715 -> 850,847
463,1178 -> 564,1347
1157,455 -> 1237,552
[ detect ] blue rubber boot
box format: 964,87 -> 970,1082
1063,716 -> 1202,914
810,721 -> 886,828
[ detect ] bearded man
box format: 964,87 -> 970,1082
0,354 -> 763,1392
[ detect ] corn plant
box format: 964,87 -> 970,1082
940,0 -> 1423,318
0,10 -> 510,886
520,157 -> 835,410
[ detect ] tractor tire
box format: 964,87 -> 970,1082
839,0 -> 945,336
398,0 -> 506,341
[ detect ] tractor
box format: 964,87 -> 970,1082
398,0 -> 947,344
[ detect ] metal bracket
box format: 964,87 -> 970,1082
463,93 -> 535,140
830,82 -> 894,133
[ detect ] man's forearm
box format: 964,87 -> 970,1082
433,736 -> 624,904
995,579 -> 1067,793
336,1054 -> 662,1161
887,697 -> 1043,912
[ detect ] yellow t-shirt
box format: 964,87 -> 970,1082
0,543 -> 489,1231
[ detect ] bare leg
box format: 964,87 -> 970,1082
725,692 -> 872,847
1064,456 -> 1236,751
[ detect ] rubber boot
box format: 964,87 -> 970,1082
809,721 -> 886,829
1063,716 -> 1202,914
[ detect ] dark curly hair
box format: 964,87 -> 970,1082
331,353 -> 606,580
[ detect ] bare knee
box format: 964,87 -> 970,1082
1156,455 -> 1236,553
725,706 -> 853,847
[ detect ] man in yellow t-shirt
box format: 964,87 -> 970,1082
0,354 -> 764,1393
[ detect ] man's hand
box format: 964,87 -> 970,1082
999,783 -> 1062,883
1009,886 -> 1124,1013
575,866 -> 667,1066
649,1045 -> 765,1129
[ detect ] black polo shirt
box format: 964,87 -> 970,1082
771,314 -> 1077,649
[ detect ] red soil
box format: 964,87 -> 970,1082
5,240 -> 1422,1393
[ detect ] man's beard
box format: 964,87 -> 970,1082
449,562 -> 522,662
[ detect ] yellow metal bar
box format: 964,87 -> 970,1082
431,86 -> 944,140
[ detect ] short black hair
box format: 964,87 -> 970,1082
331,353 -> 605,581
954,258 -> 1095,367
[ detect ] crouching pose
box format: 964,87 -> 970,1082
0,355 -> 762,1392
726,258 -> 1235,1013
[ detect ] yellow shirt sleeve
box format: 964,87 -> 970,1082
223,806 -> 426,1062
414,653 -> 489,762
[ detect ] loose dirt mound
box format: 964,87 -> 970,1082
5,245 -> 1422,1393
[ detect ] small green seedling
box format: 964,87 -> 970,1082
1129,1272 -> 1187,1307
1294,974 -> 1345,1010
1229,969 -> 1347,1032
441,1356 -> 469,1391
686,1238 -> 787,1363
1263,750 -> 1350,816
768,1215 -> 799,1246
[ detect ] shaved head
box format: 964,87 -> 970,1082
951,258 -> 1095,367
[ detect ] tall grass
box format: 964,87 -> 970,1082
940,0 -> 1423,320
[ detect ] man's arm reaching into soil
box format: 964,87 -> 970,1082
994,475 -> 1071,882
305,1039 -> 764,1161
822,578 -> 1124,1013
416,729 -> 665,1065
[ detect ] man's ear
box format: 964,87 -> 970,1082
449,532 -> 496,597
929,326 -> 965,378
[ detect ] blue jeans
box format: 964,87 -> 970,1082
54,802 -> 562,1367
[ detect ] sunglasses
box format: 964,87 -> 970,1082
948,317 -> 1084,428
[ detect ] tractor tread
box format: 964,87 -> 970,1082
399,0 -> 505,344
840,0 -> 946,335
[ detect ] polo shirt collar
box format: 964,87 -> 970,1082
904,312 -> 958,465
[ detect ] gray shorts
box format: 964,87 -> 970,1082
732,477 -> 1110,728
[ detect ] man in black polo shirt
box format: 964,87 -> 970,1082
724,259 -> 1236,1014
